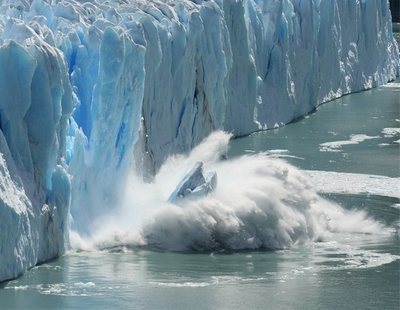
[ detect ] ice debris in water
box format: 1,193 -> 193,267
168,161 -> 217,203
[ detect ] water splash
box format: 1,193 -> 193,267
70,131 -> 387,252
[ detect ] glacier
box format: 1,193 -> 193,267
0,21 -> 72,281
0,0 -> 399,281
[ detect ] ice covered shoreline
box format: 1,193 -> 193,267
0,0 -> 399,281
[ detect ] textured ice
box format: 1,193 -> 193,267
305,171 -> 400,199
0,0 -> 399,281
168,161 -> 217,203
319,134 -> 380,152
382,127 -> 400,137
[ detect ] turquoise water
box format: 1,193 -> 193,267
0,217 -> 399,310
229,82 -> 400,177
1,82 -> 399,309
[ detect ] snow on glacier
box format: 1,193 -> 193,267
0,0 -> 399,281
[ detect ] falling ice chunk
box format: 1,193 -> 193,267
168,161 -> 217,203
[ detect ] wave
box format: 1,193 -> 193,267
70,131 -> 387,252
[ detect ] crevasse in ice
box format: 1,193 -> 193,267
0,0 -> 398,281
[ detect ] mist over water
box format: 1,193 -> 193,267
70,132 -> 387,252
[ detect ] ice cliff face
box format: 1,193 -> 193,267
0,15 -> 72,280
0,0 -> 398,281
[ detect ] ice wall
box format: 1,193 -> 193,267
0,13 -> 72,281
140,0 -> 400,171
0,0 -> 398,280
60,0 -> 399,232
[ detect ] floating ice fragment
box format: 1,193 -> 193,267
319,134 -> 379,152
381,128 -> 400,137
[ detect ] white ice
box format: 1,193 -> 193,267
319,134 -> 380,152
305,171 -> 400,199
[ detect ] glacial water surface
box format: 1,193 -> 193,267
1,81 -> 399,309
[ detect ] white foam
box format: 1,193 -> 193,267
149,243 -> 400,286
313,241 -> 400,270
37,283 -> 98,297
391,204 -> 400,210
150,275 -> 276,288
73,132 -> 388,252
11,285 -> 29,290
150,281 -> 212,288
42,284 -> 65,295
267,149 -> 289,154
74,282 -> 95,288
